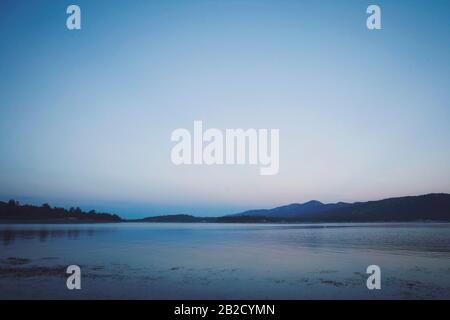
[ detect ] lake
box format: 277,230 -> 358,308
0,223 -> 449,299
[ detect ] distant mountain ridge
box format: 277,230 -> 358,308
1,193 -> 450,223
234,200 -> 353,217
231,193 -> 450,222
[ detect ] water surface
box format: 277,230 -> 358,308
0,223 -> 449,299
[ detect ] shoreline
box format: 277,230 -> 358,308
1,220 -> 450,225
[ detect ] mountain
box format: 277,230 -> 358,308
2,193 -> 450,224
235,200 -> 352,217
133,193 -> 450,223
230,193 -> 450,222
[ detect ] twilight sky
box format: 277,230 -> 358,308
0,0 -> 449,218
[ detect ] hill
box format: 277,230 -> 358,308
230,193 -> 450,222
0,200 -> 122,223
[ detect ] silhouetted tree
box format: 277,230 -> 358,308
42,203 -> 51,210
8,199 -> 18,206
0,201 -> 122,222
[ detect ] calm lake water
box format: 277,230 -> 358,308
0,223 -> 449,299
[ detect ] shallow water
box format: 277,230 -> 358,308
0,223 -> 449,299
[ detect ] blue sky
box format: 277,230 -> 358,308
0,0 -> 449,218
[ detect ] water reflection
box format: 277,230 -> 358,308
0,226 -> 113,246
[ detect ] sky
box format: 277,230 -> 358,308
0,0 -> 449,218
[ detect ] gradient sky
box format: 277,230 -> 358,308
1,0 -> 449,218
